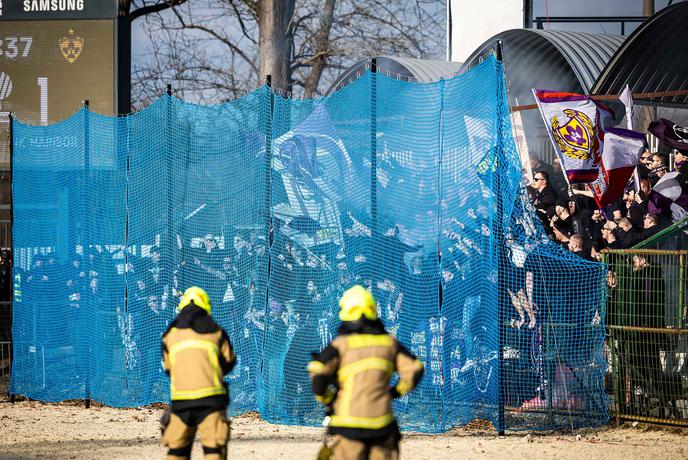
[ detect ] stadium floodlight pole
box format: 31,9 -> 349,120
494,39 -> 506,436
81,99 -> 91,409
8,111 -> 15,404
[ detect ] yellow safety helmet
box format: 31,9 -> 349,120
339,285 -> 377,322
177,286 -> 211,314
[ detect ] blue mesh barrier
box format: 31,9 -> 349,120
10,56 -> 608,431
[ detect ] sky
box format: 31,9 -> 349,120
132,1 -> 684,62
533,0 -> 682,35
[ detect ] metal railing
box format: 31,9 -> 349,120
0,300 -> 10,400
602,249 -> 688,426
534,16 -> 646,35
0,218 -> 10,251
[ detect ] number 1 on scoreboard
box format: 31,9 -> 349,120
37,77 -> 48,125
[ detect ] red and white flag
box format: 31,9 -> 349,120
588,127 -> 645,207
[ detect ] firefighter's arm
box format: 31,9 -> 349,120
391,342 -> 424,398
219,330 -> 236,375
307,344 -> 339,405
162,337 -> 171,376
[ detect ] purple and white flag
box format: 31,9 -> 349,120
648,171 -> 688,221
533,89 -> 613,184
619,85 -> 642,192
648,118 -> 688,154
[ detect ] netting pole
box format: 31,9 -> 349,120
437,78 -> 446,428
258,75 -> 274,403
679,253 -> 685,328
165,84 -> 175,293
265,75 -> 273,249
494,41 -> 506,435
82,99 -> 91,409
8,112 -> 15,404
370,58 -> 378,285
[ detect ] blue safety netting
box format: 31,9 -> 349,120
10,56 -> 608,432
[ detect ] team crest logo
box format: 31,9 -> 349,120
59,30 -> 84,64
551,109 -> 595,160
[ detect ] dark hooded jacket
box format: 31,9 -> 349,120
162,303 -> 236,414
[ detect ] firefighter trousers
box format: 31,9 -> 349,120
161,409 -> 230,460
330,433 -> 399,460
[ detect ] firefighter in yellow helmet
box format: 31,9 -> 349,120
161,287 -> 236,460
308,285 -> 424,460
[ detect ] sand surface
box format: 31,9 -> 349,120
1,401 -> 687,459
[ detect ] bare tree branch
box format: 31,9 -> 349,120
131,0 -> 445,104
121,0 -> 189,21
169,7 -> 259,74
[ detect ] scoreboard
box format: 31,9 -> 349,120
0,20 -> 116,123
0,0 -> 125,125
0,2 -> 125,251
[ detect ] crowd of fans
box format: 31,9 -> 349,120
528,148 -> 685,260
527,149 -> 688,417
8,144 -> 687,415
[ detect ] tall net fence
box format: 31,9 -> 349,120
10,56 -> 608,432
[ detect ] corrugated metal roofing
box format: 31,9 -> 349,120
591,2 -> 688,106
459,29 -> 624,165
461,29 -> 624,99
326,56 -> 464,94
542,31 -> 625,92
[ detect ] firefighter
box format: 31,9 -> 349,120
161,286 -> 236,460
308,285 -> 424,460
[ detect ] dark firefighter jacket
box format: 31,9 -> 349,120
162,303 -> 236,413
308,318 -> 424,440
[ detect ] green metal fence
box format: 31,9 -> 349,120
602,248 -> 688,426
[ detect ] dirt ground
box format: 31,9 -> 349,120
1,401 -> 687,460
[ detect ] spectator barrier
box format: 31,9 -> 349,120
603,248 -> 688,426
9,56 -> 608,432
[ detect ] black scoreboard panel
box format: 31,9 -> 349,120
0,1 -> 121,242
0,1 -> 117,20
0,19 -> 115,124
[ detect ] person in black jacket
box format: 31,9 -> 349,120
601,222 -> 622,250
622,189 -> 647,229
610,218 -> 642,249
568,234 -> 593,261
530,171 -> 558,232
640,214 -> 664,241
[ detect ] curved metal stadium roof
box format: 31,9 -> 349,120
460,29 -> 625,162
461,29 -> 625,105
326,56 -> 464,94
591,2 -> 688,107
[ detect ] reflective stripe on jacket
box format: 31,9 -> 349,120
309,326 -> 424,437
162,305 -> 235,405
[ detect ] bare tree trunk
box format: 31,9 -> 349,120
643,0 -> 654,16
258,0 -> 295,91
303,0 -> 335,94
118,0 -> 131,15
